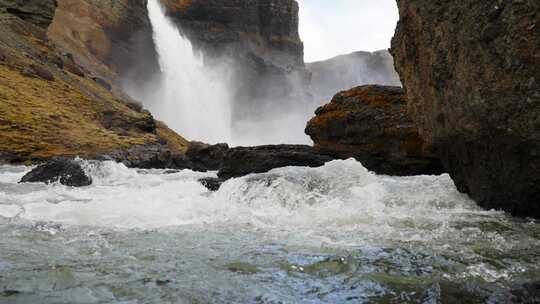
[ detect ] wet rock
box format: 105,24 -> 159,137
20,158 -> 92,187
306,85 -> 444,176
105,144 -> 190,170
509,281 -> 540,303
186,142 -> 229,171
198,177 -> 226,191
217,145 -> 334,179
391,0 -> 540,217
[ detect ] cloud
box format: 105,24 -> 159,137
297,0 -> 399,62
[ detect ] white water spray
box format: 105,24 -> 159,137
146,0 -> 232,143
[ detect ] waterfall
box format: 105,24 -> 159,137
146,0 -> 232,144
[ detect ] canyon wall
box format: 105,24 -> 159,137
158,0 -> 310,121
391,0 -> 540,217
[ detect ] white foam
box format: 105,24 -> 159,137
0,159 -> 493,246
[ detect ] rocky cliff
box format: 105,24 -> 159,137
0,0 -> 188,164
307,50 -> 401,103
305,85 -> 443,176
48,0 -> 159,88
391,0 -> 540,217
159,0 -> 309,121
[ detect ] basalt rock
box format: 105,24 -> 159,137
391,0 -> 540,217
217,145 -> 335,179
185,141 -> 229,171
20,158 -> 92,187
306,85 -> 444,176
198,177 -> 226,191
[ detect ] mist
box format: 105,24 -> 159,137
126,0 -> 400,146
297,0 -> 399,62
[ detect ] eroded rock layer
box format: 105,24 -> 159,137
0,0 -> 188,164
305,85 -> 443,176
48,0 -> 159,87
391,0 -> 540,217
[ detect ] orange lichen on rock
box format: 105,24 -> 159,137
305,85 -> 443,176
160,0 -> 193,12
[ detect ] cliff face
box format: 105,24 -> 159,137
391,0 -> 540,217
0,0 -> 57,28
307,50 -> 401,103
0,0 -> 188,164
160,0 -> 303,66
48,0 -> 159,87
159,0 -> 309,120
305,85 -> 443,176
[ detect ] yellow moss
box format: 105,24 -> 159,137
0,64 -> 157,159
155,120 -> 189,154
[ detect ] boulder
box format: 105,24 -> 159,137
20,158 -> 92,187
305,85 -> 444,176
391,0 -> 540,217
185,142 -> 230,171
217,145 -> 334,179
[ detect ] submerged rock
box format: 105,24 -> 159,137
217,145 -> 335,179
198,177 -> 226,191
20,158 -> 92,187
391,0 -> 540,217
305,85 -> 444,176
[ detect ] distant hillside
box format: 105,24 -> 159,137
307,50 -> 401,102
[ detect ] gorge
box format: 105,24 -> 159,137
0,0 -> 539,303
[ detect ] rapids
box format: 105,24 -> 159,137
0,160 -> 538,303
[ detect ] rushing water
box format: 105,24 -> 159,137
144,0 -> 232,144
0,160 -> 538,303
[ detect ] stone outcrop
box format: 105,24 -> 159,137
0,0 -> 188,165
391,0 -> 540,217
20,158 -> 92,187
305,85 -> 444,176
307,50 -> 401,102
159,0 -> 310,121
217,145 -> 335,179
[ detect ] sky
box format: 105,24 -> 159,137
297,0 -> 399,62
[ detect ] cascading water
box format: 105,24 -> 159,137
145,0 -> 232,144
0,160 -> 539,303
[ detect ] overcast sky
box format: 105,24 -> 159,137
297,0 -> 399,62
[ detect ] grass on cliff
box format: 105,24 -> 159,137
0,64 -> 186,160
